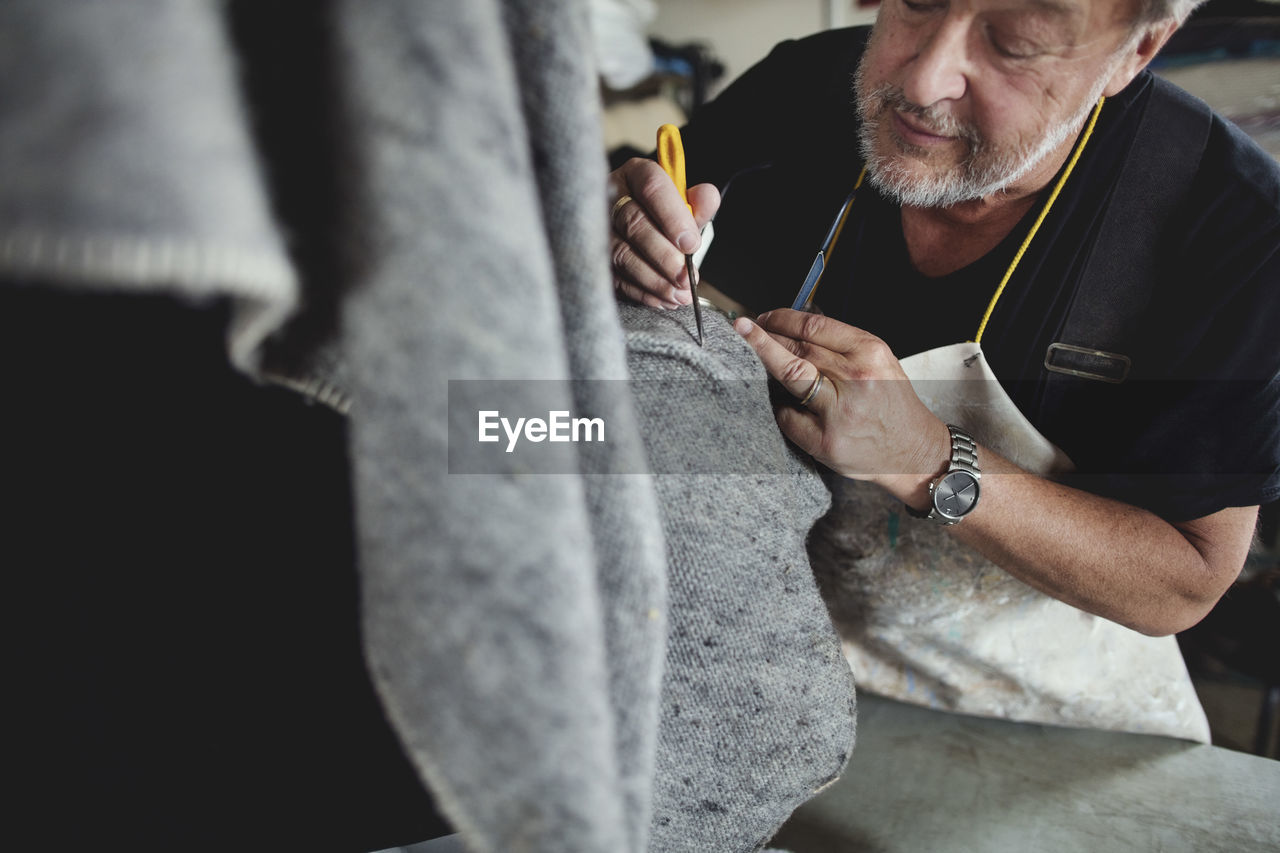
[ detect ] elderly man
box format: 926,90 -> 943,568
609,0 -> 1280,740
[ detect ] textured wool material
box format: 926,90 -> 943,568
2,2 -> 856,848
504,2 -> 669,836
0,0 -> 297,371
621,303 -> 857,853
332,2 -> 666,851
1,2 -> 668,851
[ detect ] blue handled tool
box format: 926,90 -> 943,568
790,167 -> 866,312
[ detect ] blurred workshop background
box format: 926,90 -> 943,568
594,0 -> 1280,761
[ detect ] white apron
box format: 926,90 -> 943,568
809,340 -> 1210,742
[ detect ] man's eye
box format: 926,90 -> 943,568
902,0 -> 945,12
988,30 -> 1040,59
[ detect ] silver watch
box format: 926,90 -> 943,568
906,424 -> 981,525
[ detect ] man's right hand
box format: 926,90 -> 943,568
609,157 -> 721,309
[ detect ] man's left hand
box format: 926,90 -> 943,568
734,309 -> 949,509
735,310 -> 1257,637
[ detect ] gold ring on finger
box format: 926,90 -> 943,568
611,194 -> 634,217
798,372 -> 826,408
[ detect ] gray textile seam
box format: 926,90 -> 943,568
0,230 -> 297,371
622,303 -> 857,853
257,370 -> 353,416
0,0 -> 298,374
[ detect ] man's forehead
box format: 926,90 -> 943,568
986,0 -> 1085,21
990,0 -> 1137,27
1025,0 -> 1083,16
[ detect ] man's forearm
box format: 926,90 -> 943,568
931,446 -> 1255,636
732,310 -> 1257,637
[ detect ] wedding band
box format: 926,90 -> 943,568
798,372 -> 825,407
611,194 -> 634,217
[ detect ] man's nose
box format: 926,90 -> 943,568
901,18 -> 969,107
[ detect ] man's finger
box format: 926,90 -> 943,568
611,231 -> 688,307
622,158 -> 703,256
614,274 -> 681,310
756,308 -> 875,355
688,183 -> 721,233
610,200 -> 693,303
734,317 -> 831,410
755,326 -> 850,377
773,404 -> 828,456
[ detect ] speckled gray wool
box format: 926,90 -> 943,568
2,2 -> 837,847
335,2 -> 666,851
621,303 -> 857,853
502,2 -> 670,840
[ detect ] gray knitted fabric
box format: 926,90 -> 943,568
0,3 -> 853,848
333,2 -> 666,851
0,0 -> 297,371
0,2 -> 668,851
503,3 -> 669,837
621,303 -> 857,853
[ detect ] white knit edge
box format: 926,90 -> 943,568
0,229 -> 299,375
259,370 -> 353,416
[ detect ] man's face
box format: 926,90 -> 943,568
855,0 -> 1140,207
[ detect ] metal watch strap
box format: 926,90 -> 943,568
946,425 -> 979,479
905,424 -> 981,525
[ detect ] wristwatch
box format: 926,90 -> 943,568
906,424 -> 981,525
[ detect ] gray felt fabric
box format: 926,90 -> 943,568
331,2 -> 666,851
2,2 -> 854,849
503,3 -> 670,836
0,0 -> 297,371
1,2 -> 668,851
621,303 -> 857,853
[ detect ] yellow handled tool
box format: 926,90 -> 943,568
656,124 -> 703,346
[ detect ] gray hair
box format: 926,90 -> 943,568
1134,0 -> 1206,27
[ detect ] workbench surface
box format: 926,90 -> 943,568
772,693 -> 1280,852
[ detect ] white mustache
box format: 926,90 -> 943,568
864,83 -> 981,145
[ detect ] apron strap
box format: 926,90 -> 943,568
1040,77 -> 1213,401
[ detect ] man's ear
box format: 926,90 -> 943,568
1103,19 -> 1179,97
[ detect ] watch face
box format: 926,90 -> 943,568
933,470 -> 980,520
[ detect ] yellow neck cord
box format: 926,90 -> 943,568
972,96 -> 1106,343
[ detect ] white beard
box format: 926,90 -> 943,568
854,59 -> 1116,209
